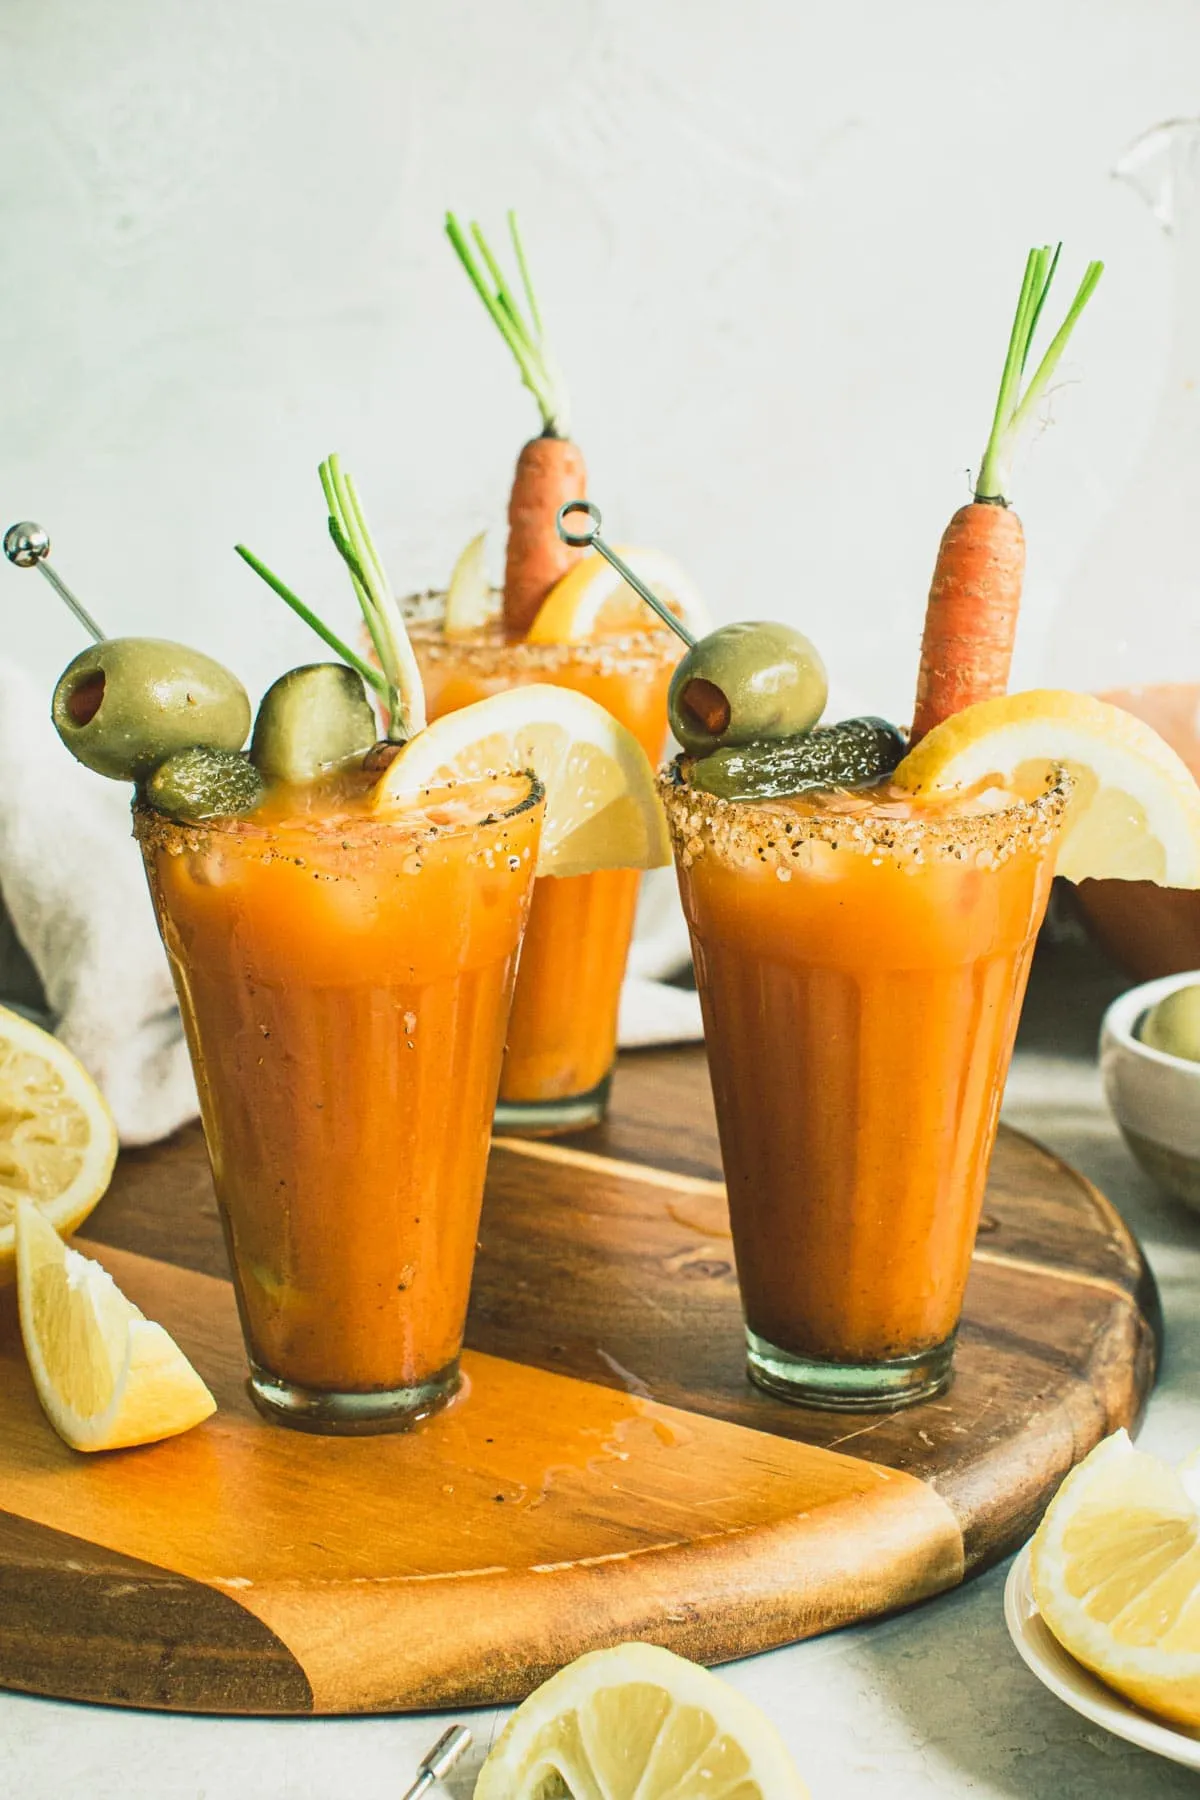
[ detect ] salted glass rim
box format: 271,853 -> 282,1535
404,589 -> 682,673
657,761 -> 1072,866
132,769 -> 545,856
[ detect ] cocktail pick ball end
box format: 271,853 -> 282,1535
3,522 -> 50,567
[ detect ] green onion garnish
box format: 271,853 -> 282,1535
235,455 -> 425,743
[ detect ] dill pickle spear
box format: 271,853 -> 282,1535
688,717 -> 906,802
145,747 -> 265,822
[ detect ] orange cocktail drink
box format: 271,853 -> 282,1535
661,770 -> 1068,1410
413,608 -> 678,1132
136,770 -> 543,1432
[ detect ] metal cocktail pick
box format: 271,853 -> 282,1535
3,521 -> 107,643
400,1724 -> 473,1799
555,500 -> 697,649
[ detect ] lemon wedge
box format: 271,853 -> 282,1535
372,685 -> 669,878
527,545 -> 707,644
0,1005 -> 118,1286
1030,1430 -> 1200,1728
476,1642 -> 808,1800
16,1201 -> 215,1452
442,530 -> 497,636
894,690 -> 1200,885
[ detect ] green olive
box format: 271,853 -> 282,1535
688,717 -> 906,803
667,622 -> 828,755
1140,985 -> 1200,1064
145,747 -> 265,823
52,638 -> 251,782
250,663 -> 378,785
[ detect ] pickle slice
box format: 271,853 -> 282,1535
687,717 -> 906,802
145,747 -> 266,823
250,663 -> 378,785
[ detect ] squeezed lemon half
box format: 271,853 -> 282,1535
475,1641 -> 809,1799
0,1005 -> 118,1286
16,1201 -> 215,1453
1031,1430 -> 1200,1728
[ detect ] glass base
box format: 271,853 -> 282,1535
493,1071 -> 612,1138
247,1359 -> 460,1435
745,1328 -> 955,1413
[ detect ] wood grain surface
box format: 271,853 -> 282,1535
0,1046 -> 1159,1715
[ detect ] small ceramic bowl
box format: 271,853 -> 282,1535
1101,971 -> 1200,1211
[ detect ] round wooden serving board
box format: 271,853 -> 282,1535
0,1046 -> 1159,1716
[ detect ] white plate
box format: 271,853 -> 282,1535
1005,1543 -> 1200,1771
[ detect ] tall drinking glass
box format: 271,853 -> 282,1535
135,771 -> 543,1433
411,604 -> 679,1133
660,770 -> 1069,1411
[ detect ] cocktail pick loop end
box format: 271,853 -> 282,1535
556,498 -> 602,548
554,500 -> 695,648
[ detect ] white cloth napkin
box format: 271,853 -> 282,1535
620,869 -> 703,1047
618,974 -> 704,1047
0,661 -> 702,1142
0,661 -> 197,1146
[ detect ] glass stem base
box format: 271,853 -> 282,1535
247,1360 -> 460,1435
745,1328 -> 955,1413
493,1071 -> 612,1138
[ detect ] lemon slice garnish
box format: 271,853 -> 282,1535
372,685 -> 669,878
476,1642 -> 809,1799
442,530 -> 497,636
526,545 -> 707,644
0,1005 -> 118,1286
894,690 -> 1200,885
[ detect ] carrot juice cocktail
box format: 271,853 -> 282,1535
434,214 -> 688,1131
46,449 -> 665,1434
136,770 -> 542,1431
661,772 -> 1067,1408
646,244 -> 1122,1409
413,613 -> 677,1129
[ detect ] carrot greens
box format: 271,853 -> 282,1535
446,210 -> 570,437
910,242 -> 1103,744
975,245 -> 1104,504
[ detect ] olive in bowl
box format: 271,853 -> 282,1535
667,622 -> 828,756
1101,973 -> 1200,1211
52,638 -> 251,782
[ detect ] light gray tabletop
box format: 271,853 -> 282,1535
3,937 -> 1197,1799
